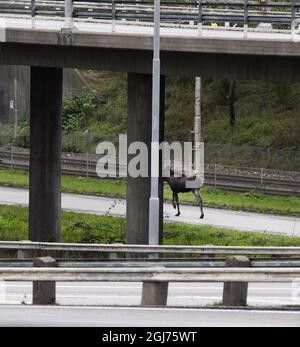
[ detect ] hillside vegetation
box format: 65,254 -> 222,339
75,71 -> 300,149
61,71 -> 300,170
1,71 -> 300,170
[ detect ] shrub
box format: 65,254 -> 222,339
62,89 -> 97,133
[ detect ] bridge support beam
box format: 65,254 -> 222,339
29,67 -> 62,242
126,73 -> 165,246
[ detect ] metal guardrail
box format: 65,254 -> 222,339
2,258 -> 300,267
1,242 -> 300,307
1,147 -> 299,195
1,266 -> 300,282
1,241 -> 300,255
0,0 -> 299,37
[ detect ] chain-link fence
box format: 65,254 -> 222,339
204,143 -> 300,172
2,127 -> 297,171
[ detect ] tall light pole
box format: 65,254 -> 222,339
13,74 -> 18,140
149,0 -> 161,246
194,77 -> 202,156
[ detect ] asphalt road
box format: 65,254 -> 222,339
0,186 -> 299,235
0,305 -> 299,327
1,282 -> 299,307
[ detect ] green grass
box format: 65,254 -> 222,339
0,204 -> 300,247
0,168 -> 299,216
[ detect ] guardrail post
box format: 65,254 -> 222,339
64,0 -> 74,29
141,282 -> 169,306
10,146 -> 14,169
86,151 -> 89,177
31,0 -> 36,28
17,240 -> 33,259
214,164 -> 217,187
222,256 -> 250,307
109,243 -> 125,259
260,168 -> 264,191
198,0 -> 203,36
291,18 -> 300,42
291,0 -> 296,22
112,0 -> 116,32
244,0 -> 249,38
32,257 -> 57,305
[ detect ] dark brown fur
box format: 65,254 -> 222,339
164,169 -> 204,219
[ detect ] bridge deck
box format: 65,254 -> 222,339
0,16 -> 299,57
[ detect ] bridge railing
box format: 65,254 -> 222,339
0,1 -> 298,37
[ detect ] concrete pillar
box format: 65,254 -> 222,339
0,65 -> 30,124
222,256 -> 250,307
141,282 -> 169,306
126,73 -> 165,245
29,67 -> 62,242
32,257 -> 57,305
0,65 -> 11,122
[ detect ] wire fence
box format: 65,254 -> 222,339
205,143 -> 300,172
1,128 -> 300,170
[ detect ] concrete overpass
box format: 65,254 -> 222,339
1,14 -> 300,244
1,17 -> 300,80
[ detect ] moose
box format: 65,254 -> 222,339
164,167 -> 204,219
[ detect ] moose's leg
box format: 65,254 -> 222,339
172,192 -> 176,209
174,193 -> 181,217
193,189 -> 204,219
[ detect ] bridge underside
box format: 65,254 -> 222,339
1,43 -> 300,82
